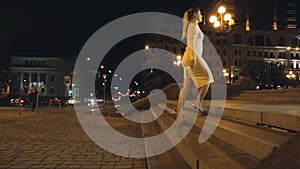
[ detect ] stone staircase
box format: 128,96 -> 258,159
228,87 -> 300,104
136,83 -> 299,169
149,100 -> 297,169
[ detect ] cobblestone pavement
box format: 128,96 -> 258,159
0,107 -> 147,169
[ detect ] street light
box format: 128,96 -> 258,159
286,71 -> 296,79
173,55 -> 182,66
286,70 -> 297,88
209,6 -> 235,63
102,74 -> 107,102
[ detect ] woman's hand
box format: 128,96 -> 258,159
190,59 -> 195,68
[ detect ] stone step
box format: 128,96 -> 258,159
194,116 -> 293,160
222,107 -> 263,124
243,88 -> 300,94
157,102 -> 295,160
222,107 -> 300,132
142,120 -> 191,169
230,96 -> 300,103
237,92 -> 300,97
151,106 -> 260,169
228,98 -> 300,104
167,100 -> 300,132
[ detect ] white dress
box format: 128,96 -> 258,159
182,23 -> 214,88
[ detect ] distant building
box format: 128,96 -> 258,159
202,23 -> 300,81
283,0 -> 297,29
9,56 -> 67,97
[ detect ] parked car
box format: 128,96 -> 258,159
49,97 -> 62,106
255,84 -> 288,90
67,96 -> 77,105
10,97 -> 30,107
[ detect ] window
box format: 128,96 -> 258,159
253,51 -> 257,56
255,36 -> 264,46
51,75 -> 55,82
247,51 -> 251,56
32,73 -> 38,84
278,36 -> 285,46
50,88 -> 54,94
234,50 -> 238,55
290,53 -> 294,58
292,38 -> 298,47
234,33 -> 242,44
23,73 -> 29,87
41,88 -> 45,95
247,35 -> 273,46
40,73 -> 47,84
24,87 -> 28,93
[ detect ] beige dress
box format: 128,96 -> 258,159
182,23 -> 214,88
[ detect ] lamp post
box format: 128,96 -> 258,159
102,74 -> 107,102
286,70 -> 296,88
209,6 -> 234,81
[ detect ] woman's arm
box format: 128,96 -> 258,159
187,24 -> 199,67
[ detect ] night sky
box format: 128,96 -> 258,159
0,0 -> 299,67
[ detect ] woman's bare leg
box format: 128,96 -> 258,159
195,84 -> 210,111
176,68 -> 193,114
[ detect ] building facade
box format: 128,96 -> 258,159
202,23 -> 300,79
9,56 -> 67,97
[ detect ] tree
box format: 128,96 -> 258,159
249,60 -> 286,88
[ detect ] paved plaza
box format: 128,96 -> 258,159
0,107 -> 147,169
1,96 -> 300,169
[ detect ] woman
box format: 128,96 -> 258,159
174,7 -> 214,116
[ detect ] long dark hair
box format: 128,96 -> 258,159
187,7 -> 200,21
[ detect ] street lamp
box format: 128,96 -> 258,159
102,74 -> 107,102
286,70 -> 296,88
209,6 -> 235,64
145,45 -> 154,73
222,68 -> 230,84
286,70 -> 296,79
173,55 -> 182,66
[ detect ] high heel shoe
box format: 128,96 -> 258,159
192,104 -> 207,117
172,109 -> 177,119
192,103 -> 203,112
